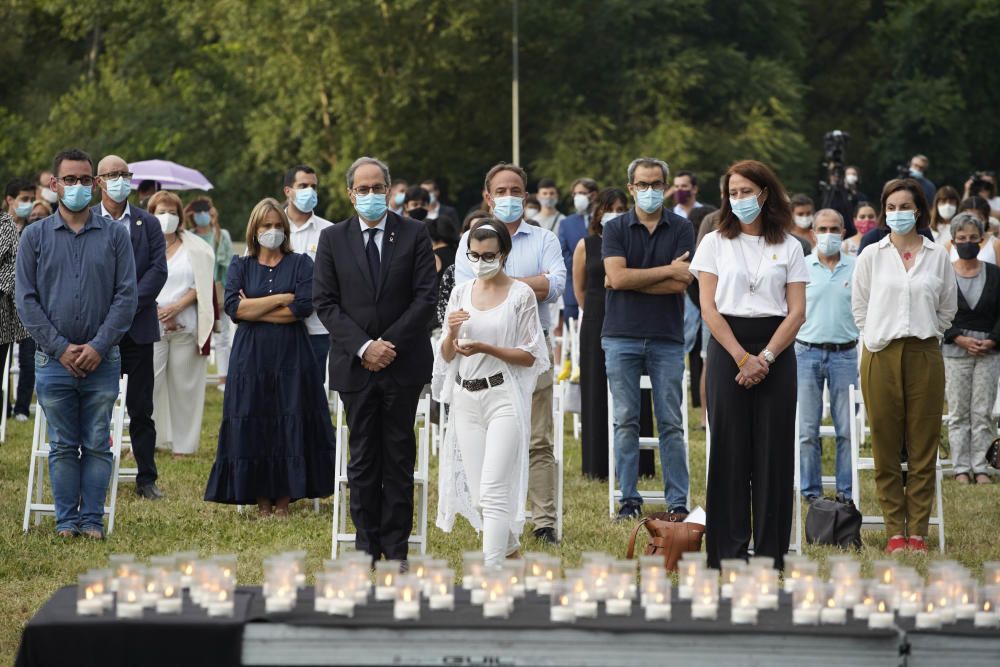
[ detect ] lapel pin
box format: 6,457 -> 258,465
137,220 -> 142,226
389,231 -> 396,243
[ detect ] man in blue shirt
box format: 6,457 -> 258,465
795,209 -> 859,501
455,162 -> 566,544
557,177 -> 598,322
16,148 -> 137,539
602,157 -> 694,521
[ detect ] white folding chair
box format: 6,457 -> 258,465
849,384 -> 945,552
330,393 -> 430,558
23,375 -> 129,534
551,380 -> 565,541
608,371 -> 690,517
0,346 -> 11,443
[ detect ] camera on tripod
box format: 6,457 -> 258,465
819,130 -> 850,195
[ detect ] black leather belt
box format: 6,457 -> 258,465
796,339 -> 857,352
456,372 -> 505,392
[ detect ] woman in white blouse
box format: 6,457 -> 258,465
851,178 -> 957,554
690,160 -> 808,571
148,191 -> 217,457
433,217 -> 549,565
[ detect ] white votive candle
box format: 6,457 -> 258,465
731,607 -> 757,624
915,611 -> 941,629
470,588 -> 487,605
483,600 -> 509,618
155,597 -> 183,614
692,602 -> 718,620
393,600 -> 420,620
973,611 -> 999,628
265,596 -> 294,613
429,593 -> 454,611
574,600 -> 598,618
678,585 -> 692,600
76,599 -> 103,615
758,593 -> 779,610
537,579 -> 554,595
550,605 -> 575,623
792,608 -> 819,625
820,607 -> 847,625
116,602 -> 143,619
328,599 -> 355,617
853,603 -> 872,620
644,602 -> 672,621
956,603 -> 976,621
898,601 -> 920,617
605,599 -> 632,616
375,586 -> 395,602
721,584 -> 734,599
208,601 -> 233,617
868,611 -> 893,629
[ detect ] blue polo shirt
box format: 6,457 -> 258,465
798,251 -> 859,345
601,208 -> 694,342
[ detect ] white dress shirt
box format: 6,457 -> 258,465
851,235 -> 958,353
100,201 -> 132,224
357,215 -> 387,359
690,230 -> 810,317
289,211 -> 333,335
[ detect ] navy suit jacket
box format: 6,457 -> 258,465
313,211 -> 437,392
91,203 -> 167,344
558,214 -> 587,308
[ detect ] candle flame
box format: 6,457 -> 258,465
559,595 -> 569,606
928,602 -> 935,612
402,588 -> 412,602
878,601 -> 886,613
164,586 -> 174,597
883,572 -> 891,584
147,582 -> 155,593
93,583 -> 104,594
218,590 -> 227,601
385,574 -> 393,586
962,594 -> 969,604
126,591 -> 137,603
827,598 -> 835,608
85,588 -> 95,600
984,601 -> 991,612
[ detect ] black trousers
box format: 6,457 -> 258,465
14,337 -> 36,416
340,376 -> 422,561
705,316 -> 795,570
119,335 -> 158,486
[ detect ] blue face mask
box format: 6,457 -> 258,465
815,232 -> 842,257
393,192 -> 405,206
15,201 -> 33,219
61,184 -> 92,212
105,176 -> 131,203
354,192 -> 387,221
636,187 -> 664,214
492,196 -> 524,224
193,211 -> 212,227
730,194 -> 762,224
293,187 -> 318,213
885,210 -> 917,234
909,169 -> 923,179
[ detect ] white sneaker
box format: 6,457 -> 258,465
14,414 -> 28,422
217,384 -> 226,393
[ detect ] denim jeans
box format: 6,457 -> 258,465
683,294 -> 701,356
36,346 -> 121,533
602,336 -> 688,509
795,343 -> 857,499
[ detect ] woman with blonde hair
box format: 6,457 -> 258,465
147,190 -> 216,457
204,198 -> 335,517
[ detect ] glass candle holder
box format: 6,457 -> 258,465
342,558 -> 370,604
927,580 -> 955,625
828,558 -> 861,605
749,556 -> 775,572
193,561 -> 222,608
611,560 -> 638,600
754,566 -> 779,610
263,559 -> 297,613
868,584 -> 896,629
916,587 -> 943,630
174,551 -> 198,588
871,560 -> 896,588
897,574 -> 923,618
792,578 -> 822,625
213,554 -> 238,584
720,559 -> 747,599
427,569 -> 455,611
550,580 -> 575,623
524,552 -> 547,591
315,572 -> 335,613
643,580 -> 672,621
782,555 -> 809,592
408,556 -> 428,582
109,554 -> 137,592
639,555 -> 666,589
207,578 -> 235,617
853,580 -> 875,620
974,585 -> 1000,628
582,552 -> 612,600
116,573 -> 145,619
155,571 -> 183,614
483,572 -> 512,619
393,575 -> 421,621
680,551 -> 708,565
679,559 -> 704,600
567,569 -> 598,619
536,556 -> 561,596
731,575 -> 758,625
691,568 -> 719,620
375,561 -> 403,601
502,559 -> 526,599
820,583 -> 847,625
139,566 -> 161,608
462,551 -> 485,591
784,559 -> 818,594
77,574 -> 104,615
149,555 -> 177,579
953,578 -> 977,620
88,569 -> 113,610
983,561 -> 1000,587
605,572 -> 634,616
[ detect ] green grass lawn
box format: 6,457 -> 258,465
2,386 -> 999,662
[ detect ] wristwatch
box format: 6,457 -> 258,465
761,349 -> 776,365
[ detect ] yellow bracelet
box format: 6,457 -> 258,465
737,353 -> 750,368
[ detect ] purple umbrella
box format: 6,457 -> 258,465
128,159 -> 214,191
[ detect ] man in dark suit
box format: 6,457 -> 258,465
94,155 -> 168,499
420,178 -> 461,240
314,156 -> 437,563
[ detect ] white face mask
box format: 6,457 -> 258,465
524,207 -> 540,220
794,214 -> 814,229
937,203 -> 957,221
156,212 -> 180,234
40,187 -> 59,204
258,228 -> 285,250
473,257 -> 502,280
845,173 -> 859,186
600,212 -> 621,226
573,193 -> 590,214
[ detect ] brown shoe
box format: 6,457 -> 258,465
956,473 -> 972,485
56,529 -> 77,539
81,528 -> 104,540
975,474 -> 992,485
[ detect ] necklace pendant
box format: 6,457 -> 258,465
903,251 -> 912,261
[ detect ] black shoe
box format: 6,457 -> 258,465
669,506 -> 689,517
136,482 -> 164,500
532,527 -> 560,545
399,560 -> 410,574
615,502 -> 642,523
804,495 -> 820,504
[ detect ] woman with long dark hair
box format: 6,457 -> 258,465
690,160 -> 808,569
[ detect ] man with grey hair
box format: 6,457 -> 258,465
795,208 -> 858,501
603,157 -> 693,521
313,156 -> 437,565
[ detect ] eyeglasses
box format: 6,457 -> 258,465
58,175 -> 95,186
466,251 -> 499,263
98,171 -> 134,180
352,185 -> 388,196
632,181 -> 665,192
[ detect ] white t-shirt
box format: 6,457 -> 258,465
289,212 -> 333,335
158,245 -> 198,333
458,282 -> 510,381
690,231 -> 810,317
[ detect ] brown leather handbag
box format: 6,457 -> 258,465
626,512 -> 705,572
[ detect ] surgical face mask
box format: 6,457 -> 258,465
794,214 -> 814,229
855,218 -> 877,235
845,172 -> 859,186
815,232 -> 842,257
393,192 -> 405,206
60,184 -> 92,212
258,228 -> 285,250
573,193 -> 590,214
492,195 -> 523,224
956,241 -> 980,260
428,191 -> 438,205
910,168 -> 924,179
729,193 -> 762,224
293,187 -> 318,213
674,189 -> 692,205
15,201 -> 33,219
636,187 -> 664,214
539,196 -> 558,209
354,192 -> 387,221
524,207 -> 540,219
193,211 -> 212,227
473,257 -> 502,280
40,187 -> 58,204
937,203 -> 956,221
156,212 -> 180,234
600,211 -> 621,226
886,209 -> 917,234
105,176 -> 131,203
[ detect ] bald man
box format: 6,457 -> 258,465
94,155 -> 168,499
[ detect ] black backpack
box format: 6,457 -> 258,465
805,493 -> 863,549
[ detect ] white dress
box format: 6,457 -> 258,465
432,279 -> 549,536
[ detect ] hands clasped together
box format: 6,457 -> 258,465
736,353 -> 769,389
59,344 -> 103,378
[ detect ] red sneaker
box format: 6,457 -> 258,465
885,536 -> 908,554
907,537 -> 928,553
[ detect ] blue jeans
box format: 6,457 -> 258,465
602,336 -> 688,509
310,334 -> 331,383
36,346 -> 121,533
683,294 -> 701,356
795,343 -> 857,499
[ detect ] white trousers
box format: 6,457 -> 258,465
153,331 -> 209,454
215,312 -> 233,379
453,382 -> 521,566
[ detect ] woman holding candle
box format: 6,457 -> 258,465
433,217 -> 549,566
204,198 -> 335,516
690,159 -> 808,570
852,179 -> 957,554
